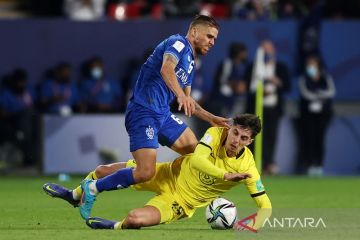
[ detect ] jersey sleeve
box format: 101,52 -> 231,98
242,158 -> 272,230
199,127 -> 222,150
244,158 -> 267,199
189,127 -> 227,179
164,37 -> 186,62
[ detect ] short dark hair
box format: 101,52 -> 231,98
190,14 -> 220,30
233,114 -> 261,138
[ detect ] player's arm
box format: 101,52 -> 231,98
184,86 -> 230,127
189,143 -> 229,179
194,101 -> 231,128
160,53 -> 195,116
189,129 -> 249,180
235,164 -> 272,231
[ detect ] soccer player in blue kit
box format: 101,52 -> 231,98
77,14 -> 232,219
43,15 -> 230,220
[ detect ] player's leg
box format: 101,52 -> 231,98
123,206 -> 161,229
72,162 -> 126,199
43,162 -> 126,207
159,113 -> 198,155
86,194 -> 187,229
170,127 -> 198,155
86,206 -> 161,229
80,103 -> 160,219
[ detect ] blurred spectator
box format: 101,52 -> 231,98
64,0 -> 106,20
208,42 -> 248,117
191,57 -> 213,138
324,0 -> 360,19
79,57 -> 124,113
297,0 -> 323,73
164,0 -> 200,18
0,69 -> 37,166
277,0 -> 306,19
245,40 -> 291,175
297,55 -> 335,176
40,62 -> 80,115
232,0 -> 273,20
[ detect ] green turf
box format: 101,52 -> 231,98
0,176 -> 359,240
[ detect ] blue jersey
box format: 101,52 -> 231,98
130,34 -> 195,113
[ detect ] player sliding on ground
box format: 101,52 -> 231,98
43,114 -> 272,231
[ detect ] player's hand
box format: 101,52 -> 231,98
177,95 -> 196,117
224,173 -> 251,182
209,116 -> 232,128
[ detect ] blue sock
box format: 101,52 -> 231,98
95,168 -> 135,192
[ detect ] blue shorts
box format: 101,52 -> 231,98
125,102 -> 188,152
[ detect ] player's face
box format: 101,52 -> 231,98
193,25 -> 218,56
225,125 -> 253,157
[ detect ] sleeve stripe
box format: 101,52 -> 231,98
198,142 -> 212,151
251,191 -> 266,198
164,51 -> 180,61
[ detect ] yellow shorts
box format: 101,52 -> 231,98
126,160 -> 193,224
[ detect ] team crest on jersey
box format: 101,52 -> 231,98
146,125 -> 154,140
199,172 -> 215,185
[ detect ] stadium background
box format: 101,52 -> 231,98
0,1 -> 359,239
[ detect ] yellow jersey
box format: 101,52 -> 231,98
172,127 -> 267,210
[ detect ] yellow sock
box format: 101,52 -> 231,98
73,171 -> 98,199
114,219 -> 124,230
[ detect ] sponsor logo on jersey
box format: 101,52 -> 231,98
175,68 -> 188,85
172,40 -> 185,53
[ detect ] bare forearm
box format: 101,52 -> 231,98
194,101 -> 214,122
161,68 -> 185,97
160,53 -> 185,98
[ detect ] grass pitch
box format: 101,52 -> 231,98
0,176 -> 359,240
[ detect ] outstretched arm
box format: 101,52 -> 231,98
234,164 -> 272,231
189,143 -> 250,181
234,194 -> 272,231
193,101 -> 231,128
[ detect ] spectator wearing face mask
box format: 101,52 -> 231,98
208,42 -> 249,117
79,57 -> 123,113
297,55 -> 336,176
0,69 -> 37,166
40,62 -> 80,115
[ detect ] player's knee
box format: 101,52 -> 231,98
126,210 -> 144,228
134,167 -> 155,183
94,165 -> 110,178
187,141 -> 197,153
137,169 -> 155,182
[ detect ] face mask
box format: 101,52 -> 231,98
91,67 -> 103,79
306,65 -> 318,78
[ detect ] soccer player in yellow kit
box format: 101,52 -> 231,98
44,114 -> 272,230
